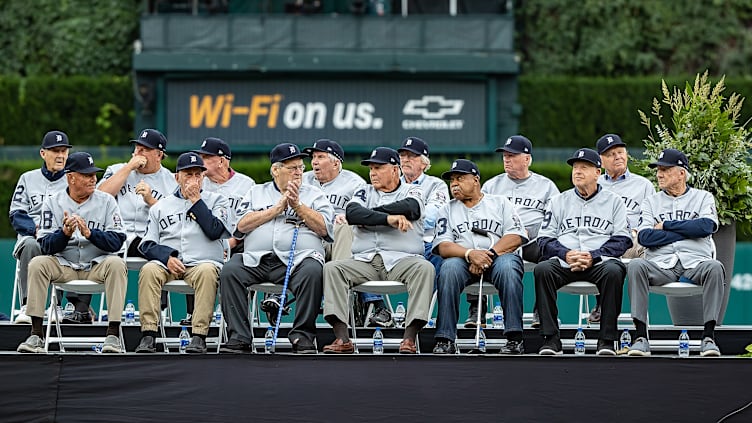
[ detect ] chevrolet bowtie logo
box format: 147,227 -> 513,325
403,96 -> 464,119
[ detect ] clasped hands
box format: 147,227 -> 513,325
467,249 -> 495,276
566,250 -> 593,272
62,211 -> 91,238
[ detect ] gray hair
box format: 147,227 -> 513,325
420,154 -> 431,172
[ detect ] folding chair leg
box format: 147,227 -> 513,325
348,291 -> 360,354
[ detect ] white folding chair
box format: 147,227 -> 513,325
559,281 -> 599,328
10,260 -> 24,321
348,280 -> 413,353
247,282 -> 294,353
44,280 -> 124,353
157,279 -> 225,353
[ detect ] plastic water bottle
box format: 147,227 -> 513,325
426,317 -> 435,328
264,326 -> 275,354
478,327 -> 487,353
678,329 -> 690,358
91,343 -> 103,354
179,326 -> 190,354
64,302 -> 75,317
620,329 -> 632,351
214,304 -> 222,326
574,327 -> 586,355
393,302 -> 406,328
492,302 -> 504,329
124,300 -> 135,325
373,327 -> 384,354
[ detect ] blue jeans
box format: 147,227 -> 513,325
434,254 -> 524,341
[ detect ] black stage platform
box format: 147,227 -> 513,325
2,324 -> 752,422
2,353 -> 752,422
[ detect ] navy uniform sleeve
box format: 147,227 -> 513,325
88,229 -> 127,253
346,202 -> 389,226
372,198 -> 422,221
138,239 -> 179,266
10,210 -> 36,236
39,230 -> 71,255
188,199 -> 228,241
662,218 -> 716,239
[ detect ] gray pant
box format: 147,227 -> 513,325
627,258 -> 725,326
219,254 -> 323,344
13,236 -> 42,301
323,254 -> 434,330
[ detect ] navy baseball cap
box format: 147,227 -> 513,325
176,152 -> 207,172
131,129 -> 167,152
648,148 -> 689,170
303,139 -> 345,162
596,134 -> 627,154
398,137 -> 430,157
64,152 -> 102,174
361,147 -> 400,166
41,130 -> 72,149
496,135 -> 532,154
270,143 -> 308,164
441,159 -> 480,180
566,148 -> 602,167
194,137 -> 231,159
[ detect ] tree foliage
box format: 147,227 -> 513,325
517,0 -> 752,76
0,0 -> 140,76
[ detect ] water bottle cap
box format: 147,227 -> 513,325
681,329 -> 687,333
267,326 -> 273,330
375,327 -> 381,332
397,302 -> 403,305
181,326 -> 187,330
495,302 -> 501,307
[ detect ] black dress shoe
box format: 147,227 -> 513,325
291,337 -> 317,354
185,336 -> 207,354
135,335 -> 157,353
62,311 -> 92,324
220,339 -> 253,354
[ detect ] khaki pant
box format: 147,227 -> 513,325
26,255 -> 127,320
138,262 -> 218,335
327,222 -> 354,262
323,254 -> 434,329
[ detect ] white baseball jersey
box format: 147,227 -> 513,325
10,167 -> 68,239
638,187 -> 718,269
599,170 -> 655,230
433,193 -> 527,251
539,187 -> 630,268
202,171 -> 255,233
349,182 -> 425,271
140,190 -> 231,269
98,163 -> 178,236
235,182 -> 334,270
482,171 -> 559,241
403,173 -> 449,242
303,169 -> 366,215
38,190 -> 126,270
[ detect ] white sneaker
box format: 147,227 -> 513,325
101,335 -> 122,353
17,334 -> 45,353
13,305 -> 31,324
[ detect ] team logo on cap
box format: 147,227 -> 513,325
326,147 -> 332,152
217,149 -> 224,155
371,150 -> 377,157
289,146 -> 296,153
141,131 -> 148,138
201,140 -> 207,147
190,155 -> 197,163
452,161 -> 458,168
56,134 -> 63,142
505,138 -> 512,145
607,136 -> 614,144
88,156 -> 93,164
578,150 -> 585,158
658,152 -> 664,159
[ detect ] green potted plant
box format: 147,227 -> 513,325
638,71 -> 752,325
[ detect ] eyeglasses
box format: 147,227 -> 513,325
282,164 -> 305,173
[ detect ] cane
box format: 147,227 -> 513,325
470,227 -> 496,351
272,221 -> 301,348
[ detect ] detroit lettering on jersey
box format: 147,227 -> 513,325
326,193 -> 349,210
557,215 -> 614,233
119,183 -> 167,201
654,210 -> 700,222
13,188 -> 46,208
510,196 -> 546,211
451,219 -> 505,236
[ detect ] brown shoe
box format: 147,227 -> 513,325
323,338 -> 354,354
399,338 -> 417,354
